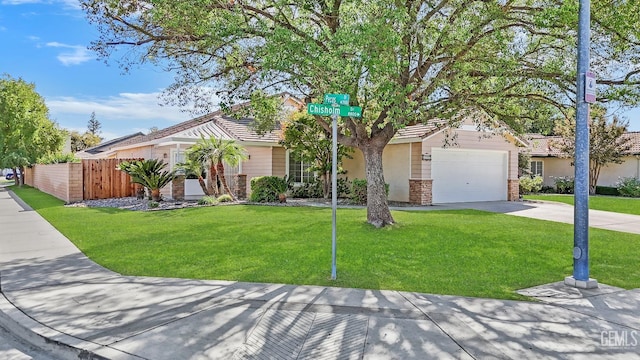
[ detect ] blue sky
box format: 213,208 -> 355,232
0,0 -> 192,141
1,0 -> 639,141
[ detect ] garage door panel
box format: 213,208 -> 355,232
432,148 -> 507,203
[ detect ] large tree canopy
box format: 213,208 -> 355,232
82,0 -> 640,226
0,75 -> 64,185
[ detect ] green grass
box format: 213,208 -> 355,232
11,186 -> 640,300
524,194 -> 640,216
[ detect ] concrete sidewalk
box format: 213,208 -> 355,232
1,187 -> 639,359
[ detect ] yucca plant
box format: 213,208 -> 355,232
119,159 -> 176,201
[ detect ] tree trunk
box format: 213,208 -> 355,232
207,163 -> 218,196
151,188 -> 161,201
361,144 -> 394,227
217,162 -> 236,200
198,176 -> 210,195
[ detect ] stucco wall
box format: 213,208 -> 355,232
534,155 -> 640,187
272,147 -> 287,177
383,143 -> 411,202
25,163 -> 83,203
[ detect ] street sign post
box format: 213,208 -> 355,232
307,94 -> 362,280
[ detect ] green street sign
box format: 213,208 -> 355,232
307,103 -> 362,117
324,93 -> 350,106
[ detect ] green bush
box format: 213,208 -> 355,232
198,196 -> 218,205
250,176 -> 288,202
38,153 -> 80,164
350,179 -> 389,205
337,177 -> 352,198
148,201 -> 160,209
519,175 -> 543,194
616,177 -> 640,197
217,194 -> 234,203
595,186 -> 620,196
290,177 -> 323,198
553,176 -> 574,194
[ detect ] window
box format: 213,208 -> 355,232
530,160 -> 543,177
288,154 -> 313,183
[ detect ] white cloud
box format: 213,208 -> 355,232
46,92 -> 195,139
46,41 -> 92,65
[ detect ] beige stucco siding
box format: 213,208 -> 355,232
272,147 -> 286,177
595,156 -> 640,186
383,144 -> 411,202
114,145 -> 154,159
422,129 -> 519,180
533,157 -> 573,187
535,155 -> 640,187
341,148 -> 365,181
410,142 -> 422,179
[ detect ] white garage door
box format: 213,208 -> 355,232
432,148 -> 508,203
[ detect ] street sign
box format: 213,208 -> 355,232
307,103 -> 362,117
324,93 -> 350,106
585,71 -> 596,103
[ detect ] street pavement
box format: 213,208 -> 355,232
1,186 -> 639,359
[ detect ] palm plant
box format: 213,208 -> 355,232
176,157 -> 210,195
187,137 -> 248,200
118,159 -> 176,201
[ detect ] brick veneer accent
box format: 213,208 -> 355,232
508,179 -> 520,201
234,174 -> 247,200
409,179 -> 433,205
172,175 -> 185,201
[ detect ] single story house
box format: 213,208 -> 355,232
527,132 -> 640,187
101,94 -> 525,204
75,132 -> 146,159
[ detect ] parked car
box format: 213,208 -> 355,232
4,170 -> 20,180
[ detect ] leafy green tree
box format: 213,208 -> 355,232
280,112 -> 352,198
0,75 -> 64,185
81,1 -> 640,227
118,159 -> 176,201
552,107 -> 633,195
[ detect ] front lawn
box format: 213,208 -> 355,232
524,194 -> 640,216
12,186 -> 640,300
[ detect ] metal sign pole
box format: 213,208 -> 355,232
331,112 -> 338,280
566,0 -> 597,289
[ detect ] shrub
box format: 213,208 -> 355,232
519,175 -> 543,194
553,176 -> 574,194
616,177 -> 640,197
148,201 -> 160,209
217,194 -> 233,203
595,186 -> 620,196
198,196 -> 218,205
337,177 -> 352,198
38,153 -> 80,164
350,179 -> 389,205
540,185 -> 556,194
250,176 -> 288,202
290,177 -> 323,198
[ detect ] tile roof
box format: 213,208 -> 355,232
84,132 -> 145,154
527,132 -> 640,156
394,120 -> 448,140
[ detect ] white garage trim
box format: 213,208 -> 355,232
431,148 -> 508,203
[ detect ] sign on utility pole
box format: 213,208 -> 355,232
307,94 -> 362,280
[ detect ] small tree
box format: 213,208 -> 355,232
118,159 -> 176,201
186,137 -> 248,200
0,75 -> 64,185
552,107 -> 633,195
87,111 -> 102,135
280,112 -> 352,198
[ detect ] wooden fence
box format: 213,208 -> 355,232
83,159 -> 142,200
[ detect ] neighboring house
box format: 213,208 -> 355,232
527,132 -> 640,188
75,132 -> 146,159
100,94 -> 525,204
